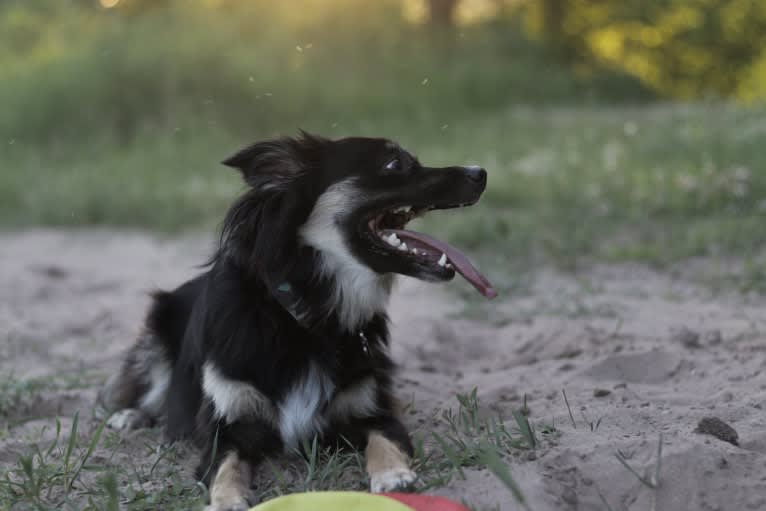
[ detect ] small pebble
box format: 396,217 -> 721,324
593,389 -> 612,398
695,417 -> 739,446
556,348 -> 582,359
675,327 -> 701,349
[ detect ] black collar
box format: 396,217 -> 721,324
276,280 -> 372,357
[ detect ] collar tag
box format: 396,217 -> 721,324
358,330 -> 371,356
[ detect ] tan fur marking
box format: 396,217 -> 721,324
208,451 -> 251,511
366,432 -> 416,492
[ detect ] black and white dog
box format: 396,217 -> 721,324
99,133 -> 495,510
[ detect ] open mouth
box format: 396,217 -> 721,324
366,204 -> 497,299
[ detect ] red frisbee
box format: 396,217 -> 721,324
382,492 -> 471,511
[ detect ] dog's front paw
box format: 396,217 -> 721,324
370,467 -> 417,493
204,498 -> 249,511
106,409 -> 150,431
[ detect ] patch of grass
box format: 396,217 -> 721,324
414,389 -> 544,491
0,372 -> 103,421
0,391 -> 548,509
250,390 -> 546,507
0,415 -> 206,511
3,104 -> 766,298
560,388 -> 605,432
0,375 -> 50,418
739,261 -> 766,294
701,257 -> 766,295
0,413 -> 108,510
259,436 -> 367,501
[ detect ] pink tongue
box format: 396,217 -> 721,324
390,229 -> 497,299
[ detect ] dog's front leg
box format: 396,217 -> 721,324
206,450 -> 251,511
198,419 -> 282,511
364,418 -> 417,493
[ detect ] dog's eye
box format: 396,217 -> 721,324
383,158 -> 400,171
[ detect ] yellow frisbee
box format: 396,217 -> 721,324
251,491 -> 415,511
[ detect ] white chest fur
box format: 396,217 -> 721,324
277,363 -> 335,450
202,361 -> 380,450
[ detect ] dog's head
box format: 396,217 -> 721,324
220,132 -> 495,330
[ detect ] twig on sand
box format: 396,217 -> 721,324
562,389 -> 576,429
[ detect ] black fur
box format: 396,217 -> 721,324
102,132 -> 487,499
158,265 -> 403,482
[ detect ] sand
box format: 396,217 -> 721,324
1,229 -> 765,510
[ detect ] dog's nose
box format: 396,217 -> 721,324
464,166 -> 487,186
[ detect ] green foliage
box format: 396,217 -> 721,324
0,0 -> 649,147
519,0 -> 766,100
1,1 -> 765,286
3,102 -> 766,279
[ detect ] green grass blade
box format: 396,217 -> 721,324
614,452 -> 656,489
654,433 -> 663,487
562,390 -> 576,429
45,418 -> 62,458
431,432 -> 466,480
479,441 -> 531,511
63,411 -> 79,490
512,410 -> 537,449
68,419 -> 106,491
266,460 -> 289,496
197,425 -> 220,487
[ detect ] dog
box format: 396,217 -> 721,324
98,132 -> 495,510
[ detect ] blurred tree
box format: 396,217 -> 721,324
519,0 -> 766,99
3,0 -> 766,102
427,0 -> 457,25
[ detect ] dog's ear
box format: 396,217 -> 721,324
222,132 -> 325,190
222,138 -> 302,190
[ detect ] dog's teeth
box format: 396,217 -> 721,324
411,248 -> 418,254
393,205 -> 412,214
385,233 -> 401,247
446,263 -> 453,269
437,253 -> 447,266
398,242 -> 408,251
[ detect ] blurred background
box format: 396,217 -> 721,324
2,0 -> 766,290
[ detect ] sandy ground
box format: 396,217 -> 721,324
1,229 -> 766,510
